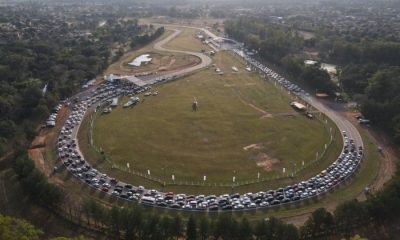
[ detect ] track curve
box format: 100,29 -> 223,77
152,28 -> 212,76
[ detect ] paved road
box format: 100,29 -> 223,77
305,96 -> 363,149
152,28 -> 212,77
153,23 -> 220,39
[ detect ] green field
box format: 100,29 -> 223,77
78,51 -> 341,194
164,27 -> 210,52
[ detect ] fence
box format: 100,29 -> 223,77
87,71 -> 339,190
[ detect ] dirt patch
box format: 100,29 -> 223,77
168,58 -> 176,67
30,135 -> 46,149
260,113 -> 273,119
238,97 -> 273,118
282,213 -> 312,227
28,148 -> 46,173
243,143 -> 264,151
252,153 -> 280,171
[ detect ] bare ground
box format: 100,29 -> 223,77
238,97 -> 273,119
252,153 -> 280,171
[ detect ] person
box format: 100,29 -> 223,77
192,100 -> 198,111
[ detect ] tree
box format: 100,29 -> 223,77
12,153 -> 35,179
238,218 -> 253,240
213,215 -> 238,240
300,66 -> 335,93
254,219 -> 267,240
334,200 -> 369,237
0,214 -> 42,240
300,208 -> 334,239
170,215 -> 183,240
186,215 -> 197,240
159,216 -> 171,240
199,217 -> 209,240
109,205 -> 121,238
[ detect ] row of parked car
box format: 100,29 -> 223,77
46,104 -> 63,128
55,48 -> 363,212
233,49 -> 309,98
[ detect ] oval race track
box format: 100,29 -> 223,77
55,26 -> 364,212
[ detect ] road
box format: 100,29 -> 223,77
153,23 -> 220,39
305,96 -> 363,149
153,28 -> 212,76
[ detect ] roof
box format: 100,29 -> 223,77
316,93 -> 329,98
128,54 -> 152,67
304,60 -> 318,65
290,101 -> 307,110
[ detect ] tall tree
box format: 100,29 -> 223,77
0,214 -> 42,240
199,217 -> 209,240
186,215 -> 197,240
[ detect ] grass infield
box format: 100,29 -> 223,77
78,51 -> 341,194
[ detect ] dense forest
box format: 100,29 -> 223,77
0,7 -> 164,156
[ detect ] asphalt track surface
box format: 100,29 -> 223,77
152,28 -> 212,76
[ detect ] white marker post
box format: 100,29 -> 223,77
147,169 -> 150,175
172,174 -> 175,181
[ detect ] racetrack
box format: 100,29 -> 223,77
152,28 -> 212,76
60,24 -> 366,213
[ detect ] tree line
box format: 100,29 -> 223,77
5,155 -> 400,240
63,198 -> 300,240
11,151 -> 65,209
0,11 -> 164,156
